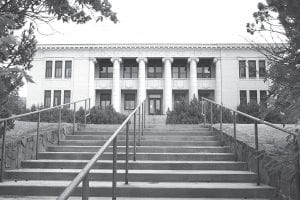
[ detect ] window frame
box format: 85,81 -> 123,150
64,60 -> 72,78
239,90 -> 247,105
197,60 -> 212,78
44,90 -> 51,108
259,60 -> 266,78
172,66 -> 187,78
53,90 -> 61,106
147,66 -> 162,78
239,60 -> 246,78
54,61 -> 63,78
45,61 -> 53,78
124,93 -> 136,110
100,93 -> 111,108
99,66 -> 113,78
63,90 -> 71,106
249,90 -> 257,104
123,65 -> 138,78
248,60 -> 257,78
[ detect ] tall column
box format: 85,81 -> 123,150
137,57 -> 147,104
188,57 -> 199,100
111,57 -> 122,112
162,57 -> 173,113
88,58 -> 96,107
214,58 -> 222,104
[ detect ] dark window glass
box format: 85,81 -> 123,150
124,94 -> 136,110
248,60 -> 256,78
98,59 -> 113,78
44,90 -> 51,107
148,59 -> 162,78
198,90 -> 214,100
45,61 -> 52,78
55,61 -> 62,78
64,90 -> 71,107
249,90 -> 257,104
240,90 -> 247,105
260,90 -> 267,104
65,61 -> 72,78
239,60 -> 246,78
259,60 -> 266,78
100,93 -> 111,108
53,90 -> 61,106
197,59 -> 212,78
172,59 -> 187,78
123,59 -> 138,78
174,93 -> 186,104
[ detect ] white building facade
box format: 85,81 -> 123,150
27,43 -> 270,115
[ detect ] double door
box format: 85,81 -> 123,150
148,94 -> 162,115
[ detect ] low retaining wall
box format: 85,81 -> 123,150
214,127 -> 297,200
4,124 -> 73,169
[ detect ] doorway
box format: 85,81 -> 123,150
148,94 -> 162,115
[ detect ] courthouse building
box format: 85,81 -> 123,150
27,43 -> 270,115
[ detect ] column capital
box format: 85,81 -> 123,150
89,58 -> 97,63
188,57 -> 199,63
162,57 -> 174,64
213,57 -> 220,64
111,57 -> 122,63
136,57 -> 148,63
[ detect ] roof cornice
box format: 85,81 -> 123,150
36,43 -> 274,50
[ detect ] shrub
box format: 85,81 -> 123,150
87,105 -> 127,124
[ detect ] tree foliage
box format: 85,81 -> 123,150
247,0 -> 300,122
0,0 -> 118,117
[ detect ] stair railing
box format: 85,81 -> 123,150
57,99 -> 146,200
201,97 -> 298,186
0,98 -> 91,183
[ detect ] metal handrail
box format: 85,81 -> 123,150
57,98 -> 146,200
201,97 -> 298,187
0,98 -> 91,182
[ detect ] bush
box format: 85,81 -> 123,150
87,105 -> 127,124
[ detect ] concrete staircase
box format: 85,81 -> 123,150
0,124 -> 274,199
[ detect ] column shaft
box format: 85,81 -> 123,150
111,58 -> 121,112
188,58 -> 199,100
89,58 -> 95,107
137,58 -> 147,104
215,58 -> 222,104
163,57 -> 173,113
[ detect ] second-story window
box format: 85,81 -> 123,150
197,59 -> 212,78
259,60 -> 266,78
248,60 -> 256,78
239,60 -> 246,78
45,61 -> 52,78
148,59 -> 162,78
172,59 -> 187,78
65,61 -> 72,78
123,59 -> 138,78
98,59 -> 113,78
55,61 -> 62,78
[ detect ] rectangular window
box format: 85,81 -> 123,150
240,90 -> 247,105
197,59 -> 212,78
172,66 -> 187,78
239,60 -> 246,78
53,90 -> 61,106
65,61 -> 72,78
100,93 -> 111,108
148,59 -> 163,78
55,61 -> 62,78
259,60 -> 266,78
249,90 -> 257,104
64,90 -> 71,107
45,61 -> 52,78
174,93 -> 186,104
44,90 -> 51,107
124,94 -> 136,110
99,66 -> 113,78
124,66 -> 138,78
248,60 -> 256,78
260,90 -> 267,104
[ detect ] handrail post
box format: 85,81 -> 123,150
210,102 -> 213,133
125,122 -> 129,184
203,101 -> 206,127
84,99 -> 87,125
144,102 -> 146,128
58,107 -> 62,145
73,102 -> 76,134
138,107 -> 141,146
133,113 -> 136,161
89,98 -> 91,114
112,137 -> 117,200
233,111 -> 237,161
220,104 -> 223,132
0,120 -> 7,182
142,102 -> 144,136
82,173 -> 89,200
36,112 -> 41,160
254,121 -> 260,186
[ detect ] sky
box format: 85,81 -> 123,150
20,0 -> 266,97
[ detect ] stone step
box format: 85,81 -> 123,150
0,181 -> 275,198
59,140 -> 222,146
47,146 -> 230,153
5,169 -> 256,182
21,160 -> 248,170
0,197 -> 272,200
75,130 -> 213,136
38,152 -> 235,161
65,135 -> 217,141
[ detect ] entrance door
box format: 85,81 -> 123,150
148,94 -> 162,115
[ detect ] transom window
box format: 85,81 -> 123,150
197,59 -> 213,78
65,61 -> 72,78
123,59 -> 138,78
45,61 -> 52,78
172,59 -> 187,78
239,60 -> 246,78
100,93 -> 111,108
248,60 -> 256,78
124,93 -> 136,110
55,61 -> 62,78
98,59 -> 113,78
148,59 -> 162,78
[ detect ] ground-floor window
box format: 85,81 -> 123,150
44,90 -> 51,107
100,93 -> 111,108
124,93 -> 136,110
174,93 -> 187,104
198,90 -> 214,100
53,90 -> 61,106
64,90 -> 71,107
240,90 -> 247,105
249,90 -> 257,104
